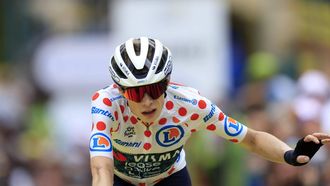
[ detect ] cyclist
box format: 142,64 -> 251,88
90,37 -> 330,186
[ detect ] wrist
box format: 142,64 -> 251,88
284,137 -> 323,166
284,149 -> 306,166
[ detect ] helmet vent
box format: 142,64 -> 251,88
147,39 -> 155,63
111,57 -> 127,79
133,38 -> 141,56
120,47 -> 150,79
156,47 -> 168,74
132,64 -> 149,79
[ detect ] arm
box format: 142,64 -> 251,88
240,128 -> 291,163
241,128 -> 330,165
91,156 -> 114,186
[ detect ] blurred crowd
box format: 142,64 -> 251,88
1,0 -> 330,186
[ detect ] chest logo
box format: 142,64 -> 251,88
156,125 -> 184,147
124,126 -> 136,138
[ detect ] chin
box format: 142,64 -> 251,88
141,116 -> 156,123
141,112 -> 160,122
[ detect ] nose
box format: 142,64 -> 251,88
140,93 -> 154,106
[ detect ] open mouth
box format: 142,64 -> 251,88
142,109 -> 156,115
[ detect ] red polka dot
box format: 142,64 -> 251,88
230,139 -> 239,143
144,130 -> 151,137
114,111 -> 118,120
172,117 -> 180,123
191,129 -> 197,133
113,152 -> 127,162
198,100 -> 207,109
96,121 -> 106,131
206,124 -> 216,131
130,116 -> 138,124
178,107 -> 187,116
190,113 -> 199,120
143,143 -> 151,150
123,116 -> 129,122
166,101 -> 174,110
120,105 -> 125,113
158,118 -> 167,125
92,92 -> 99,101
218,112 -> 225,121
103,98 -> 112,106
168,167 -> 175,175
113,84 -> 118,88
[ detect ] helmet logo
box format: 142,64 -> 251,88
152,56 -> 159,70
109,66 -> 120,82
164,57 -> 172,76
119,63 -> 130,76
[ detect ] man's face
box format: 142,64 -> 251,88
126,93 -> 165,123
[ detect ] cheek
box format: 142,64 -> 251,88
129,102 -> 140,110
127,101 -> 139,111
157,100 -> 164,108
156,96 -> 165,106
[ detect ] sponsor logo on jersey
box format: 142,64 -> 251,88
124,127 -> 136,138
156,125 -> 184,147
113,146 -> 182,179
203,104 -> 216,122
173,95 -> 197,105
113,139 -> 141,148
169,85 -> 179,89
90,133 -> 112,152
91,107 -> 115,121
224,116 -> 243,137
110,95 -> 124,102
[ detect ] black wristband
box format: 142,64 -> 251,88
284,138 -> 323,166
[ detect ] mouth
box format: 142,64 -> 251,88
142,109 -> 157,116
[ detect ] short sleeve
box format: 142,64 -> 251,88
89,90 -> 117,159
195,97 -> 248,143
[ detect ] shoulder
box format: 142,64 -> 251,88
166,82 -> 214,112
167,82 -> 200,95
167,82 -> 208,104
91,84 -> 126,107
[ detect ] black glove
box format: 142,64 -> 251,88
284,137 -> 323,166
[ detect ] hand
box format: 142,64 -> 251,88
297,133 -> 330,164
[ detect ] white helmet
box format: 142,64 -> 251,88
109,37 -> 172,87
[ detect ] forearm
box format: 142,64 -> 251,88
91,157 -> 114,186
92,167 -> 114,186
241,129 -> 292,163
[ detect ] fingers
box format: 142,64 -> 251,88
321,139 -> 330,144
297,155 -> 310,164
304,133 -> 330,144
311,133 -> 330,139
304,135 -> 320,144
